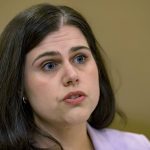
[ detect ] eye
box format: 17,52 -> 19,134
42,62 -> 58,71
74,54 -> 87,64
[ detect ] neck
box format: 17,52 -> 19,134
34,122 -> 93,150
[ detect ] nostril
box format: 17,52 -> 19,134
67,81 -> 72,85
76,79 -> 79,83
64,78 -> 79,87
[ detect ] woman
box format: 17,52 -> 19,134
0,3 -> 149,150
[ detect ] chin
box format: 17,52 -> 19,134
63,110 -> 91,125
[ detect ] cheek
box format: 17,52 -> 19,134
24,75 -> 59,119
87,61 -> 99,89
90,69 -> 100,103
25,73 -> 53,91
24,73 -> 59,105
85,61 -> 100,104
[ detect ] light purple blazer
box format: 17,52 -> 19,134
87,124 -> 150,150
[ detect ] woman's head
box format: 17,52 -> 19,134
0,3 -> 115,148
24,25 -> 100,129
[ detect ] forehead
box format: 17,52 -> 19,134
37,25 -> 88,47
25,25 -> 90,62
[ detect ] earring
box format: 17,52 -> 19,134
22,97 -> 27,104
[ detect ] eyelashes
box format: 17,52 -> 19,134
73,54 -> 87,64
42,62 -> 58,71
41,54 -> 88,72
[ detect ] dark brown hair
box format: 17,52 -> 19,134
0,3 -> 117,149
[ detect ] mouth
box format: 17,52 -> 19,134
63,91 -> 86,105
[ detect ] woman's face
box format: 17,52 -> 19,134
24,25 -> 99,128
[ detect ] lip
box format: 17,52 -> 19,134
63,91 -> 86,105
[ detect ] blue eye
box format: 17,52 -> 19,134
74,55 -> 86,64
43,62 -> 57,71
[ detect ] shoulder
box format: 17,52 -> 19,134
87,124 -> 150,150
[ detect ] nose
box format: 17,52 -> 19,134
62,63 -> 79,87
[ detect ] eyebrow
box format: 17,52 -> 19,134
32,46 -> 90,66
